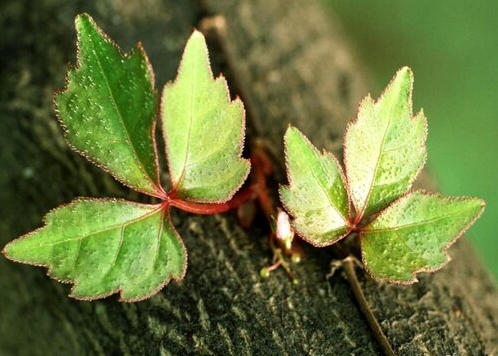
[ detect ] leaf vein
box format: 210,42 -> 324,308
367,212 -> 463,233
90,37 -> 155,190
307,155 -> 347,223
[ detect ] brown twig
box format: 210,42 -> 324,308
342,257 -> 396,356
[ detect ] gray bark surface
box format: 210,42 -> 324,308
0,0 -> 496,355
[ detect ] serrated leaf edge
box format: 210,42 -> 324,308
55,13 -> 165,199
161,30 -> 250,204
280,125 -> 352,247
359,190 -> 485,284
2,197 -> 187,302
116,206 -> 187,302
343,66 -> 428,222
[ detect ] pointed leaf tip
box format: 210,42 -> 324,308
56,13 -> 161,197
75,13 -> 97,32
280,126 -> 350,246
162,31 -> 250,203
189,29 -> 207,43
361,191 -> 485,283
394,66 -> 413,85
344,66 -> 427,221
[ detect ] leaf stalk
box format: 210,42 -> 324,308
342,257 -> 396,356
168,186 -> 256,215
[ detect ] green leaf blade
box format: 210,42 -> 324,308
279,127 -> 350,246
162,31 -> 250,203
361,191 -> 485,283
344,67 -> 427,220
3,199 -> 187,301
56,14 -> 162,197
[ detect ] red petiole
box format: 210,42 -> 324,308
166,186 -> 257,215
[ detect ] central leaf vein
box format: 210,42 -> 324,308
308,156 -> 346,223
360,102 -> 393,221
90,38 -> 155,190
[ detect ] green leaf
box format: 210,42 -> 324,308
361,191 -> 485,283
279,127 -> 350,246
344,67 -> 427,220
55,14 -> 162,197
3,199 -> 186,301
162,31 -> 250,202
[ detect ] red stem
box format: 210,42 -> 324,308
250,141 -> 277,221
168,185 -> 256,215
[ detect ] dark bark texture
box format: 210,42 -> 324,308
0,0 -> 496,355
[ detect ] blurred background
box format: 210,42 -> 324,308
325,1 -> 497,282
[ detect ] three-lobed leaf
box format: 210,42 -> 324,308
344,67 -> 427,221
280,67 -> 485,283
56,14 -> 162,197
279,127 -> 350,246
162,31 -> 250,203
361,191 -> 485,283
3,199 -> 186,301
3,16 -> 253,302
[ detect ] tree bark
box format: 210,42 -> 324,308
0,0 -> 496,355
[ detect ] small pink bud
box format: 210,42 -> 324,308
275,209 -> 294,251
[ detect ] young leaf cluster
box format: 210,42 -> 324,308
279,67 -> 485,283
2,14 -> 485,302
3,14 -> 249,301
